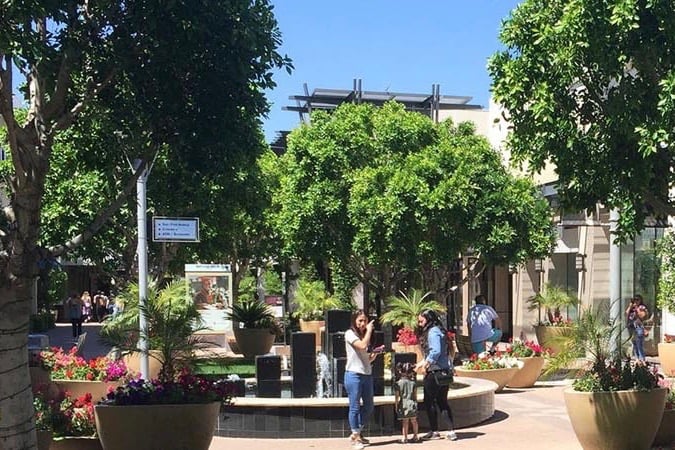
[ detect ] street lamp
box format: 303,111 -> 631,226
534,258 -> 545,273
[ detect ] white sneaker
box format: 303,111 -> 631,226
446,431 -> 458,441
352,443 -> 365,450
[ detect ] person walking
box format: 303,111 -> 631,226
415,309 -> 458,441
626,295 -> 649,362
344,309 -> 378,449
394,362 -> 419,444
467,294 -> 502,354
66,292 -> 83,338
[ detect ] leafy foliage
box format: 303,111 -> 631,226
489,0 -> 675,239
100,280 -> 210,383
657,232 -> 675,312
292,278 -> 343,321
225,299 -> 277,330
527,283 -> 578,326
380,289 -> 446,329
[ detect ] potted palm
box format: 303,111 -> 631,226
380,289 -> 447,363
527,283 -> 577,355
95,279 -> 234,450
293,278 -> 342,348
550,305 -> 666,450
225,299 -> 280,358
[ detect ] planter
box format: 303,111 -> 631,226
534,325 -> 572,355
299,319 -> 324,348
507,356 -> 546,388
122,351 -> 163,380
454,367 -> 519,392
51,436 -> 102,450
95,402 -> 220,450
653,408 -> 675,447
226,336 -> 241,355
658,343 -> 675,377
36,430 -> 52,450
233,328 -> 275,359
563,386 -> 667,450
52,380 -> 118,403
391,342 -> 425,367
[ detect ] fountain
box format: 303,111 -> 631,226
216,320 -> 497,439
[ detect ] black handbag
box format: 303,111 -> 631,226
433,369 -> 453,386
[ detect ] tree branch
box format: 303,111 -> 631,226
49,160 -> 146,256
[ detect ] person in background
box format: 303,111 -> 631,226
394,362 -> 419,444
344,309 -> 379,450
415,309 -> 458,441
626,295 -> 649,362
467,294 -> 502,354
66,292 -> 83,338
81,291 -> 92,323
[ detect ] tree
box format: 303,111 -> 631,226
489,0 -> 675,239
272,101 -> 555,305
0,1 -> 290,448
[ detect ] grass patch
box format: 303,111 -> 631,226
193,358 -> 256,378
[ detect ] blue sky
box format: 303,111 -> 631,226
263,1 -> 522,143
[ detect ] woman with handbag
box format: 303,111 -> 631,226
414,309 -> 458,441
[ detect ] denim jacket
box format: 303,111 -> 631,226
425,325 -> 451,370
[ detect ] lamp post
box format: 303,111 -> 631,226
135,160 -> 149,380
534,258 -> 545,324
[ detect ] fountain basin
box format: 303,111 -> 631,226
217,376 -> 496,438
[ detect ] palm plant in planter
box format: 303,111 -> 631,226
550,305 -> 665,450
225,299 -> 281,358
527,284 -> 577,354
380,289 -> 446,362
95,280 -> 235,450
293,278 -> 343,347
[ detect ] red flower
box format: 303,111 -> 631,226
396,327 -> 418,345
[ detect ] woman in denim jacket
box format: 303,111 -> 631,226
414,309 -> 458,441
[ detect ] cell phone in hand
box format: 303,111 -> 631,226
372,345 -> 385,353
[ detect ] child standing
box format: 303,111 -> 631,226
394,362 -> 419,444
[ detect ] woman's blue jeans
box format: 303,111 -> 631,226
633,328 -> 646,361
344,371 -> 374,434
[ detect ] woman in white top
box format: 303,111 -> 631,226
344,309 -> 378,449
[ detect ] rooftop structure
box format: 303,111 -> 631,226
270,79 -> 484,153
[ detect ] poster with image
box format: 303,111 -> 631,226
185,264 -> 232,332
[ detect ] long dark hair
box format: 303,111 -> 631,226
417,309 -> 449,354
350,309 -> 368,338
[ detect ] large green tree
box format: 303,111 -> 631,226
272,102 -> 555,303
489,0 -> 675,239
0,1 -> 290,448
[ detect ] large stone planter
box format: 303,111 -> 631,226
658,343 -> 675,377
653,408 -> 675,447
507,356 -> 546,388
51,436 -> 102,450
391,342 -> 425,366
454,367 -> 519,392
122,351 -> 163,380
563,386 -> 666,450
534,325 -> 572,355
95,402 -> 220,450
52,380 -> 118,403
299,320 -> 324,348
233,328 -> 275,359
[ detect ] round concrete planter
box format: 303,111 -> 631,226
507,356 -> 546,388
50,436 -> 102,450
123,351 -> 163,380
95,402 -> 220,450
534,325 -> 572,355
454,367 -> 519,392
233,328 -> 275,359
653,408 -> 675,447
563,386 -> 666,450
658,343 -> 675,377
299,320 -> 324,348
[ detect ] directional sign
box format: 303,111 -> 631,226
152,217 -> 200,242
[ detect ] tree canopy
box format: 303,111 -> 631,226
489,0 -> 675,239
0,1 -> 290,448
270,101 -> 555,300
